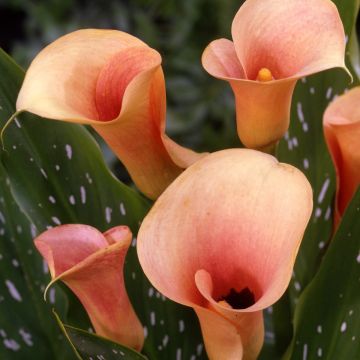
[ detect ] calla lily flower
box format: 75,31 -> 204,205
34,224 -> 144,351
16,29 -> 203,199
137,149 -> 313,359
202,0 -> 348,151
323,87 -> 360,228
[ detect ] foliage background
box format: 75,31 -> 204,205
0,1 -> 359,359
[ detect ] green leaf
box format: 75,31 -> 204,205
54,312 -> 147,360
277,0 -> 359,298
333,0 -> 359,37
285,188 -> 360,359
278,0 -> 359,298
0,48 -> 205,359
0,161 -> 74,359
272,1 -> 359,354
278,54 -> 358,306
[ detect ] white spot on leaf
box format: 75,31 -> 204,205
297,102 -> 304,123
51,217 -> 61,225
80,186 -> 86,204
14,118 -> 21,128
105,207 -> 112,224
179,320 -> 185,333
69,195 -> 76,205
150,311 -> 156,326
120,202 -> 126,216
3,338 -> 20,351
48,196 -> 56,204
19,328 -> 33,346
40,168 -> 48,179
340,322 -> 347,332
65,144 -> 72,159
318,178 -> 330,204
302,344 -> 308,360
5,280 -> 22,302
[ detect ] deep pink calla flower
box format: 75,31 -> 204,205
16,29 -> 203,199
137,149 -> 313,359
202,0 -> 348,151
35,224 -> 144,351
323,87 -> 360,228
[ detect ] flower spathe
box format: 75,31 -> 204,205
202,0 -> 348,151
323,87 -> 360,228
137,149 -> 313,359
16,29 -> 203,199
34,224 -> 144,351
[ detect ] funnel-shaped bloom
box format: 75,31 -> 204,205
323,87 -> 360,228
138,149 -> 313,359
16,29 -> 203,199
34,224 -> 144,351
202,0 -> 348,151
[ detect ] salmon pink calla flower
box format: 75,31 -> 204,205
34,224 -> 144,351
137,149 -> 313,359
202,0 -> 349,151
323,87 -> 360,228
16,29 -> 203,199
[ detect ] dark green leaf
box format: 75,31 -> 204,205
285,188 -> 360,359
272,0 -> 359,354
277,0 -> 359,298
0,161 -> 73,359
54,312 -> 147,360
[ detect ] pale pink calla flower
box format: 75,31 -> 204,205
202,0 -> 349,151
16,29 -> 203,199
137,149 -> 313,359
323,87 -> 360,228
34,224 -> 144,351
